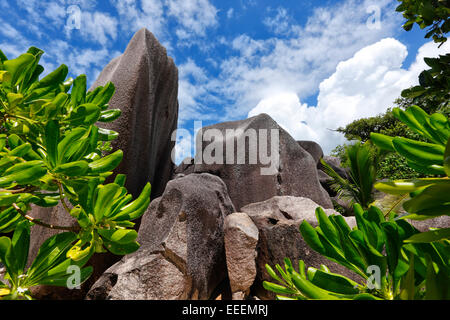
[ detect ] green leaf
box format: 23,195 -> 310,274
91,82 -> 115,108
103,240 -> 140,255
93,183 -> 122,222
99,109 -> 121,122
67,103 -> 101,126
57,128 -> 87,164
45,120 -> 59,167
444,138 -> 450,177
300,221 -> 325,254
53,161 -> 89,177
0,161 -> 47,187
66,239 -> 95,262
27,232 -> 77,281
399,253 -> 415,300
307,267 -> 360,294
10,220 -> 30,275
70,75 -> 86,107
315,208 -> 340,248
405,228 -> 450,243
88,150 -> 123,174
370,133 -> 395,152
98,229 -> 138,245
262,281 -> 298,296
3,53 -> 35,86
392,137 -> 445,166
403,183 -> 450,216
97,128 -> 119,141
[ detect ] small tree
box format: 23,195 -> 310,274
0,47 -> 151,300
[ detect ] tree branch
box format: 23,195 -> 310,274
12,203 -> 78,232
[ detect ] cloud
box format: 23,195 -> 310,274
263,7 -> 294,36
167,0 -> 218,39
203,0 -> 401,123
248,38 -> 450,155
77,11 -> 118,46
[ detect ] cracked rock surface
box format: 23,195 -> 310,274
86,173 -> 235,300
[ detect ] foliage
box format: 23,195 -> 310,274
0,47 -> 151,299
402,54 -> 450,113
320,142 -> 376,212
371,106 -> 449,225
396,0 -> 450,46
264,205 -> 450,300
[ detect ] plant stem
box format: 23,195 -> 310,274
12,203 -> 77,232
384,194 -> 408,218
57,181 -> 72,215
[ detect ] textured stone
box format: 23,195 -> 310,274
90,27 -> 178,199
298,141 -> 323,165
193,113 -> 332,211
241,196 -> 357,300
88,173 -> 236,300
224,212 -> 259,299
28,27 -> 178,299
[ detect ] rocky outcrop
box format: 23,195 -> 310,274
298,141 -> 323,165
90,27 -> 179,199
87,173 -> 236,300
192,113 -> 333,211
240,196 -> 357,300
27,27 -> 179,299
224,212 -> 259,300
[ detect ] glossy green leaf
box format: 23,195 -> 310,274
405,228 -> 450,243
67,103 -> 101,126
444,138 -> 450,177
370,132 -> 395,152
10,220 -> 30,275
53,161 -> 89,177
45,120 -> 59,167
99,109 -> 121,123
307,267 -> 359,294
392,137 -> 445,166
103,240 -> 139,256
70,74 -> 86,107
88,150 -> 123,174
3,53 -> 35,86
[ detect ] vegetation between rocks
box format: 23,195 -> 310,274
0,47 -> 151,299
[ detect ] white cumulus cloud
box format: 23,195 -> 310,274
248,38 -> 450,155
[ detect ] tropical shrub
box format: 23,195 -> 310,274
321,142 -> 377,213
263,205 -> 450,300
371,105 -> 449,239
0,47 -> 151,299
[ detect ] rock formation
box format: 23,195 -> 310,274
190,113 -> 333,211
240,196 -> 357,300
224,212 -> 259,300
87,173 -> 236,300
27,27 -> 179,299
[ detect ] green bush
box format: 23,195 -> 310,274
0,47 -> 151,299
264,205 -> 450,300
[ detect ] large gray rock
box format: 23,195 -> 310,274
90,27 -> 179,199
193,113 -> 333,211
240,196 -> 358,300
28,28 -> 178,299
224,212 -> 259,300
298,141 -> 323,165
87,173 -> 236,300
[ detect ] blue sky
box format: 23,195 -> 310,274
1,0 -> 449,163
